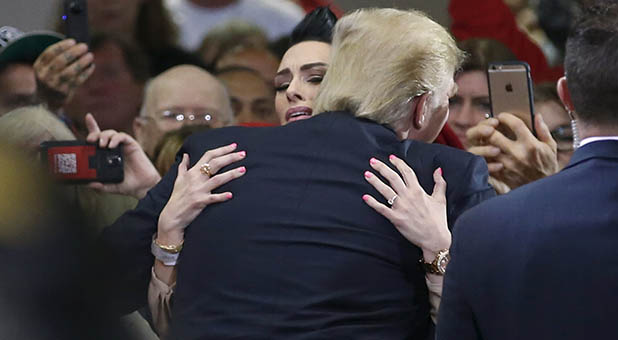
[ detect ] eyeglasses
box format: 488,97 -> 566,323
550,124 -> 574,152
156,109 -> 218,125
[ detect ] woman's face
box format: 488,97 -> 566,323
274,41 -> 330,125
447,70 -> 490,148
88,0 -> 143,37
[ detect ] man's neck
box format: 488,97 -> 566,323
188,0 -> 237,8
578,121 -> 618,140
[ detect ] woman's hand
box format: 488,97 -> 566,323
157,144 -> 247,246
467,113 -> 558,190
85,113 -> 161,199
362,155 -> 451,261
33,39 -> 95,111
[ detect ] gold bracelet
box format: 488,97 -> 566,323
153,234 -> 184,254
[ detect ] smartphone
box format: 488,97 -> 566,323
63,0 -> 89,44
487,61 -> 536,137
40,141 -> 124,183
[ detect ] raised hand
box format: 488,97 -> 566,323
85,113 -> 161,199
33,39 -> 95,111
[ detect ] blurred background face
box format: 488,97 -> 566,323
0,63 -> 37,116
536,99 -> 572,168
218,69 -> 277,125
64,40 -> 143,135
216,47 -> 280,84
135,68 -> 231,157
274,41 -> 330,125
87,0 -> 143,36
447,70 -> 490,148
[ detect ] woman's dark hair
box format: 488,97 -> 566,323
458,38 -> 517,73
289,7 -> 337,47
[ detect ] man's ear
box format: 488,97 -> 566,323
412,92 -> 431,130
557,77 -> 575,113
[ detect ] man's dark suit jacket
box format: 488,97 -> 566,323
437,140 -> 618,340
101,111 -> 494,339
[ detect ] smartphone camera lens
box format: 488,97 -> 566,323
69,1 -> 83,13
107,155 -> 122,167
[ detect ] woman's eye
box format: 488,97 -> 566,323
274,83 -> 289,92
307,76 -> 323,84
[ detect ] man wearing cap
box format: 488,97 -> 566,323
0,26 -> 93,116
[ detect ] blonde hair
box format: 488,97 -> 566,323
314,8 -> 464,127
0,105 -> 75,151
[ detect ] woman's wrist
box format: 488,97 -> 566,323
421,230 -> 451,262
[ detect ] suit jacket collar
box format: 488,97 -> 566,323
563,140 -> 618,170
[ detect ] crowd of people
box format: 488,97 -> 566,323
1,0 -> 616,339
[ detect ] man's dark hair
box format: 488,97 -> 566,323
565,3 -> 618,125
289,6 -> 337,47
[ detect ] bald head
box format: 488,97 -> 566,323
135,65 -> 233,157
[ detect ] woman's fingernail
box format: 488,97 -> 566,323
231,143 -> 237,148
389,154 -> 396,161
438,167 -> 443,176
238,167 -> 246,173
364,171 -> 372,178
369,158 -> 377,165
239,151 -> 246,157
226,193 -> 233,199
362,194 -> 370,201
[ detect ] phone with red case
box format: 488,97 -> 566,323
40,141 -> 123,183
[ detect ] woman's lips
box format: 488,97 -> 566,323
285,106 -> 313,123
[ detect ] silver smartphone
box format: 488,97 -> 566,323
487,61 -> 536,137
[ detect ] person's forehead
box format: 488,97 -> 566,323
150,75 -> 228,111
219,71 -> 272,97
278,41 -> 330,73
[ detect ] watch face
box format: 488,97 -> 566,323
437,253 -> 450,274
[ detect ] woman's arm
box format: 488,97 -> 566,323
362,155 -> 450,323
147,144 -> 248,337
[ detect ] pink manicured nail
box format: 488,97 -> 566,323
239,151 -> 246,157
364,171 -> 372,178
370,158 -> 377,165
231,143 -> 238,148
362,194 -> 370,201
438,167 -> 443,175
389,154 -> 396,161
226,193 -> 233,199
238,167 -> 246,173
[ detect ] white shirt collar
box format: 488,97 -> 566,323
579,136 -> 618,147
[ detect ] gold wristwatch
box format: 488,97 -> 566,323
420,249 -> 450,275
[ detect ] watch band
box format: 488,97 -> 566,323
151,234 -> 183,266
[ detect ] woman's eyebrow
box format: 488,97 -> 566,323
300,62 -> 328,71
275,68 -> 291,77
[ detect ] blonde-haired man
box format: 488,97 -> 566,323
101,8 -> 493,339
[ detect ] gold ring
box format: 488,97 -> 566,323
200,163 -> 212,177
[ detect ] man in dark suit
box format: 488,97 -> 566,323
437,4 -> 618,339
101,8 -> 495,339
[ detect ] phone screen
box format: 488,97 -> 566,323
487,62 -> 536,137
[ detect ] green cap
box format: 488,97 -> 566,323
0,26 -> 64,66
